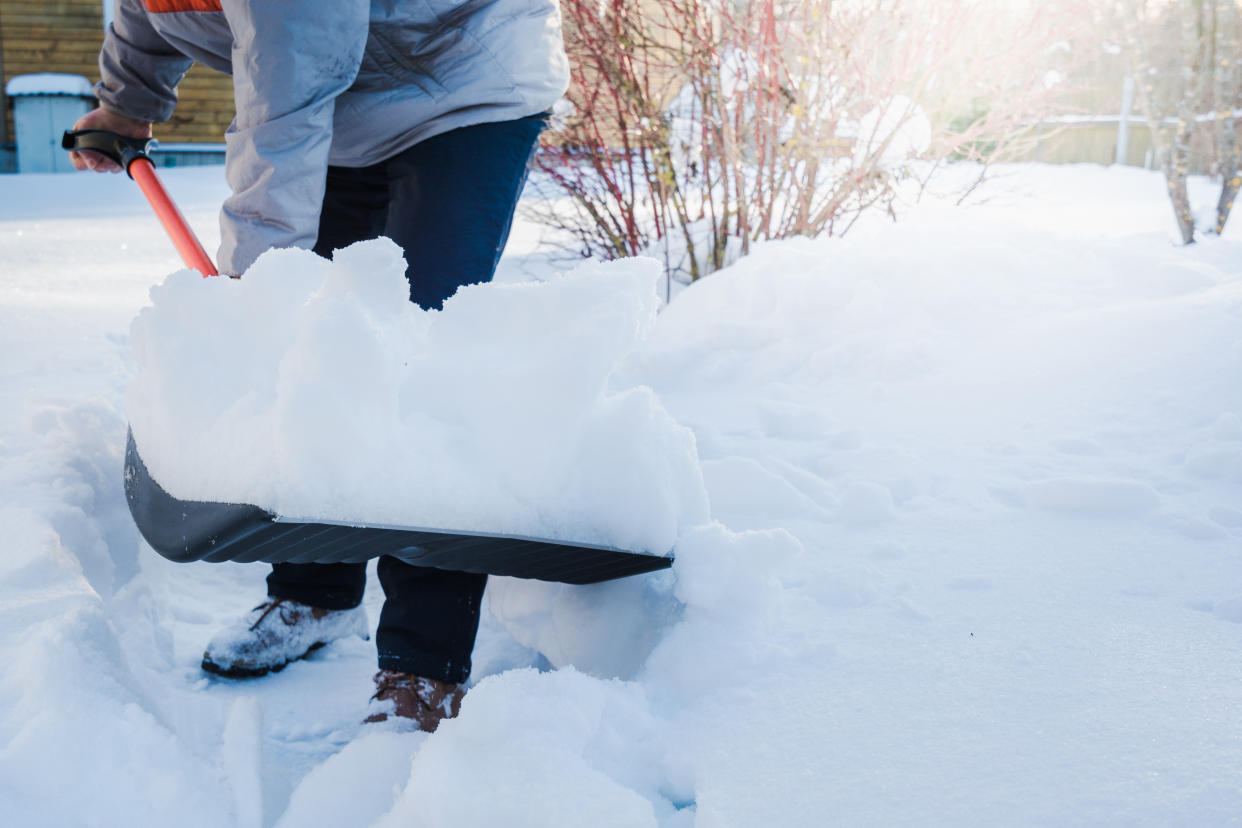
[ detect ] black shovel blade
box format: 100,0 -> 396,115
123,430 -> 672,584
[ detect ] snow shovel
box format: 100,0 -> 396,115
63,129 -> 673,584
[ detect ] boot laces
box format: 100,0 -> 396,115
248,598 -> 290,631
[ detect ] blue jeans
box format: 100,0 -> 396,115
266,113 -> 547,683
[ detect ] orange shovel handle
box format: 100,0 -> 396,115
128,158 -> 219,277
62,129 -> 219,277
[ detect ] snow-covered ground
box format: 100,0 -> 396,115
2,163 -> 1240,827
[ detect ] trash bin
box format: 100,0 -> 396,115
6,73 -> 95,173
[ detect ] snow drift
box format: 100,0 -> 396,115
5,163 -> 1242,826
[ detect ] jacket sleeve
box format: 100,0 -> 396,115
95,0 -> 193,122
217,0 -> 369,275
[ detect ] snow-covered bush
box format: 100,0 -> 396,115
530,0 -> 1075,284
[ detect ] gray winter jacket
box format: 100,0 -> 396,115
96,0 -> 569,275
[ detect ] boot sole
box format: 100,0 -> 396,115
201,640 -> 327,679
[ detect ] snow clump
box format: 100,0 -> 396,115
127,239 -> 710,555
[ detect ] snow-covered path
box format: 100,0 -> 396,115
2,164 -> 1241,826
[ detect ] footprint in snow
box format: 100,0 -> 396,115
1021,477 -> 1160,516
1053,437 -> 1102,456
947,576 -> 994,591
1208,597 -> 1242,625
835,481 -> 896,526
1183,443 -> 1242,484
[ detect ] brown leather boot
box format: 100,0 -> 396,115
364,669 -> 465,732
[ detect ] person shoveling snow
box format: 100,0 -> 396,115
69,0 -> 693,732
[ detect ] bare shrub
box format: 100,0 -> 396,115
529,0 -> 1077,284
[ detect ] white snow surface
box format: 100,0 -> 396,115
3,163 -> 1242,826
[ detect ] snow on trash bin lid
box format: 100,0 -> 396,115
5,73 -> 94,97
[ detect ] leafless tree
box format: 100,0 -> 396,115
1121,0 -> 1242,243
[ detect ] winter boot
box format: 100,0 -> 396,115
201,597 -> 369,678
364,669 -> 465,732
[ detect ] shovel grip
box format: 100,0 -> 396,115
62,129 -> 156,178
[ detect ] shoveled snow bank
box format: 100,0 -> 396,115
127,240 -> 709,554
0,404 -> 232,828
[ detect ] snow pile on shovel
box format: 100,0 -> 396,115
127,239 -> 710,553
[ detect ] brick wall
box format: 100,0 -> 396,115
0,0 -> 234,146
